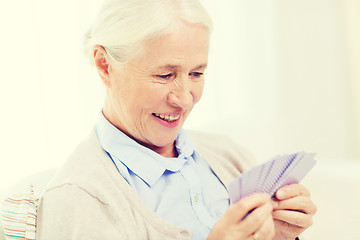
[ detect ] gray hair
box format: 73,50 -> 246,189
84,0 -> 213,66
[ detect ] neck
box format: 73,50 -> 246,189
102,106 -> 178,158
142,141 -> 178,158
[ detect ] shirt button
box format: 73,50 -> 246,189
180,230 -> 189,237
194,194 -> 199,202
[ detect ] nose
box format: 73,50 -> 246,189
167,81 -> 194,110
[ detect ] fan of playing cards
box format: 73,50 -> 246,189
228,152 -> 316,203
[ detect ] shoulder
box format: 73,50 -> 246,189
186,130 -> 257,185
46,132 -> 104,187
187,130 -> 244,151
43,131 -> 120,204
187,130 -> 255,167
37,132 -> 130,238
187,130 -> 234,147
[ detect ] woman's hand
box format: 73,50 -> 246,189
208,193 -> 275,240
272,184 -> 317,240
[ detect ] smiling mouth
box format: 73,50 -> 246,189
152,113 -> 180,122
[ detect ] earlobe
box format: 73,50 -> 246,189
93,45 -> 111,87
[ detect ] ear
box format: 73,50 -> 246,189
93,45 -> 112,87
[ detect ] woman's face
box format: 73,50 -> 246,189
103,23 -> 209,156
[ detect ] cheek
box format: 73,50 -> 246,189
133,85 -> 169,111
192,82 -> 205,103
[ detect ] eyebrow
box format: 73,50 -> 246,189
191,64 -> 208,71
156,64 -> 208,71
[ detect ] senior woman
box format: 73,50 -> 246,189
36,0 -> 316,239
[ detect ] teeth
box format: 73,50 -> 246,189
154,113 -> 180,122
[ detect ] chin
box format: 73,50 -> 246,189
151,130 -> 179,147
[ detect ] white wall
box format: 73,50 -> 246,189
0,0 -> 359,192
187,0 -> 360,162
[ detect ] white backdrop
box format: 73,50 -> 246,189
0,0 -> 359,192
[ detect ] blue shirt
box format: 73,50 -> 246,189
95,113 -> 230,239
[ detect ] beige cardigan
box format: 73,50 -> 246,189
36,131 -> 255,240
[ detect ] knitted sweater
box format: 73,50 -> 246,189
36,130 -> 255,240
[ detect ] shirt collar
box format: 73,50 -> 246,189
175,128 -> 196,159
95,112 -> 196,187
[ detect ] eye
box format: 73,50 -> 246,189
156,73 -> 173,80
189,72 -> 204,78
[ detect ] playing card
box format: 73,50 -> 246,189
228,152 -> 316,203
270,153 -> 316,196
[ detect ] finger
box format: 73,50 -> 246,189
252,215 -> 275,240
241,201 -> 273,234
272,195 -> 317,215
273,218 -> 303,236
272,209 -> 313,228
275,184 -> 311,200
225,193 -> 271,223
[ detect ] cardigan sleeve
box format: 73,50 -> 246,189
36,184 -> 127,240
